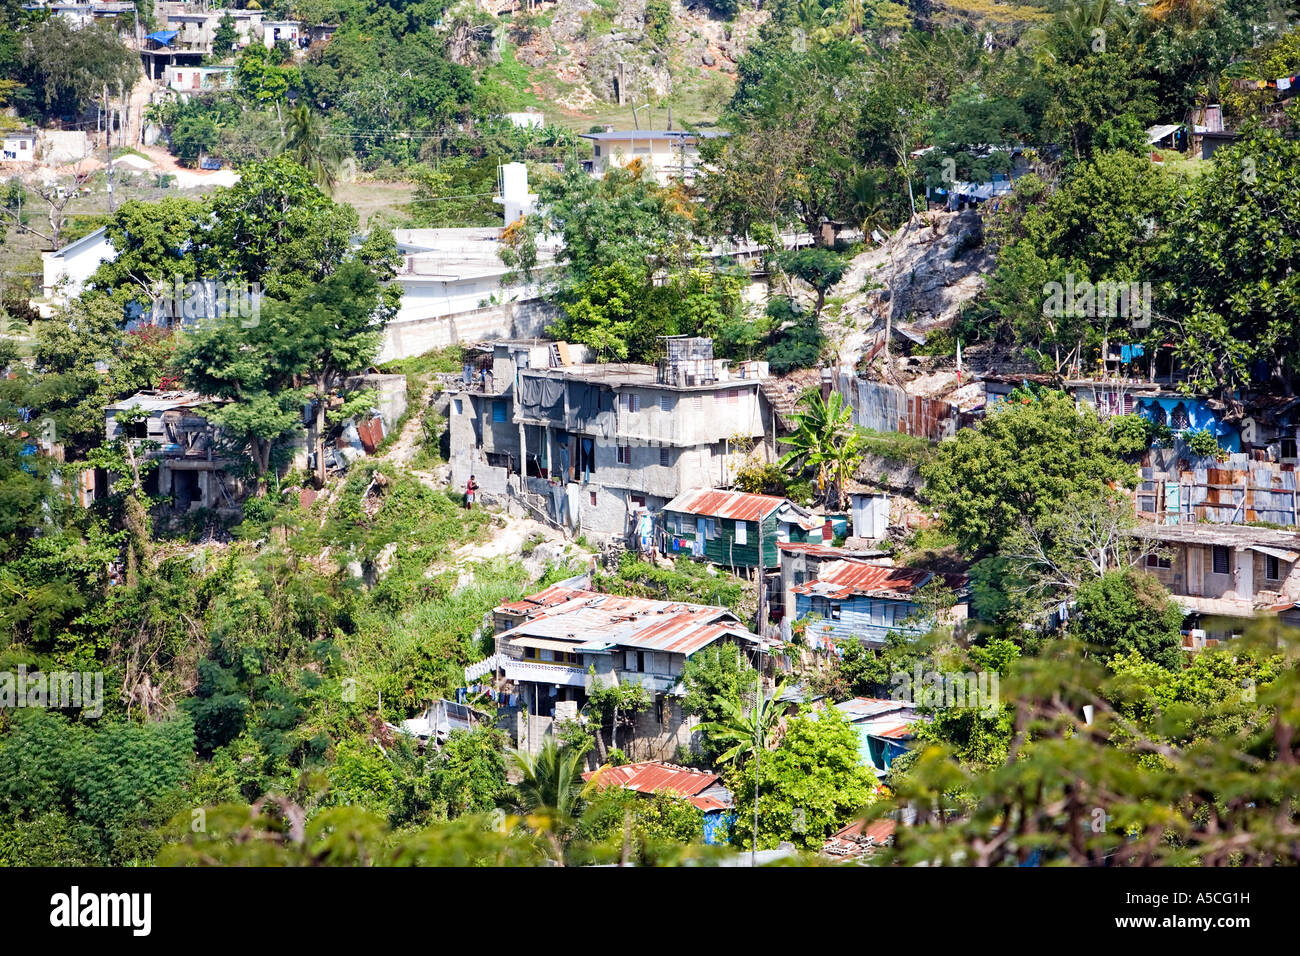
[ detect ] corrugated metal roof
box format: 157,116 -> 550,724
835,697 -> 916,721
582,761 -> 732,811
792,560 -> 934,600
778,542 -> 889,559
664,488 -> 788,521
495,587 -> 761,657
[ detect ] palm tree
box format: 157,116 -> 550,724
509,738 -> 588,817
697,681 -> 789,767
849,168 -> 888,240
280,104 -> 345,192
778,389 -> 857,507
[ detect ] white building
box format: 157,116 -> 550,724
34,227 -> 116,317
262,20 -> 303,48
1,129 -> 36,163
379,164 -> 553,362
164,64 -> 236,93
580,129 -> 727,185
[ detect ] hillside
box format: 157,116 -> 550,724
476,0 -> 768,128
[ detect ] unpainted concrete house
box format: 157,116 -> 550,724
448,337 -> 776,540
1132,523 -> 1300,644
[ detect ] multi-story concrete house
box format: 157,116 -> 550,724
448,336 -> 776,539
1132,523 -> 1300,645
464,582 -> 765,759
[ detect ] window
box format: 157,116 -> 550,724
1212,545 -> 1231,575
1266,554 -> 1280,581
734,520 -> 747,545
1145,552 -> 1171,570
705,518 -> 717,539
830,603 -> 841,621
492,401 -> 507,423
630,494 -> 645,510
1283,437 -> 1298,461
453,399 -> 463,415
622,393 -> 641,413
659,447 -> 671,467
691,395 -> 703,411
720,389 -> 739,405
617,444 -> 632,464
659,395 -> 674,412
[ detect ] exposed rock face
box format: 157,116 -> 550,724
827,210 -> 995,365
490,0 -> 767,108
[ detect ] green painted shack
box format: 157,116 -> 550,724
660,488 -> 825,570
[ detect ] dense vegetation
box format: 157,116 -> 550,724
0,0 -> 1299,867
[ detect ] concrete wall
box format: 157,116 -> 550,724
378,299 -> 556,363
614,384 -> 767,447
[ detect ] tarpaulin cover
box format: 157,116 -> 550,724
517,375 -> 565,421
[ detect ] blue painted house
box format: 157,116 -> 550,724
793,559 -> 970,648
831,697 -> 920,776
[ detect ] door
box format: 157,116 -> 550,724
694,517 -> 706,557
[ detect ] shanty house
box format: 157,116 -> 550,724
465,583 -> 765,759
102,390 -> 242,511
660,488 -> 824,570
582,761 -> 735,844
776,541 -> 889,631
793,559 -> 969,647
830,697 -> 920,777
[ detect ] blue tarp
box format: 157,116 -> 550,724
146,30 -> 178,46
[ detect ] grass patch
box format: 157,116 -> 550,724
859,428 -> 935,466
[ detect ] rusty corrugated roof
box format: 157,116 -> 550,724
792,560 -> 934,600
663,488 -> 792,522
494,587 -> 761,657
582,761 -> 731,811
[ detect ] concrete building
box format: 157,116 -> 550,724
1,129 -> 36,163
1131,523 -> 1300,644
380,163 -> 557,362
465,582 -> 764,759
448,337 -> 775,540
164,64 -> 235,94
262,20 -> 304,48
580,129 -> 727,185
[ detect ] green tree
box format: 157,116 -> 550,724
778,389 -> 860,508
1074,568 -> 1185,670
1161,126 -> 1300,396
697,680 -> 787,768
728,705 -> 875,850
280,103 -> 346,192
921,390 -> 1136,558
